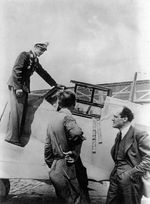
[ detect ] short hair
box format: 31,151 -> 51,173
120,106 -> 134,122
57,90 -> 76,108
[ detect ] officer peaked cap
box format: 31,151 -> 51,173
34,42 -> 49,50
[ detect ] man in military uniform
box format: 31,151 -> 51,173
44,90 -> 90,204
5,42 -> 59,146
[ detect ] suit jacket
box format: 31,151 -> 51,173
8,51 -> 57,92
111,126 -> 150,174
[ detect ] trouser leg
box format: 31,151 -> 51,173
5,87 -> 28,143
106,174 -> 121,204
51,177 -> 75,204
107,171 -> 143,204
119,172 -> 143,204
50,162 -> 80,204
75,157 -> 90,203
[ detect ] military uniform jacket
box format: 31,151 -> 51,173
44,108 -> 84,168
7,51 -> 57,92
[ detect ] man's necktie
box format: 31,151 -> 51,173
114,131 -> 122,161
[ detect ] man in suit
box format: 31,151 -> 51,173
106,106 -> 150,204
44,90 -> 89,204
5,42 -> 59,146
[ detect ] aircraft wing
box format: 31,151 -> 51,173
0,133 -> 49,179
0,89 -> 150,181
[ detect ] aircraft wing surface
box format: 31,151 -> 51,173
0,90 -> 149,181
0,134 -> 49,179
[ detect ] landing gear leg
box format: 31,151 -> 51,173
0,179 -> 10,201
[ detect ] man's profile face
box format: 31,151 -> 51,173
34,46 -> 46,57
112,110 -> 124,129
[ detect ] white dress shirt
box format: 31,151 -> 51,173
120,124 -> 131,140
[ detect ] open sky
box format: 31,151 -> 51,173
0,0 -> 150,92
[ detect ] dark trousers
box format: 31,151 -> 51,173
75,157 -> 90,203
49,159 -> 81,204
106,170 -> 143,204
5,86 -> 28,143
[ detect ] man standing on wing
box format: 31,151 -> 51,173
5,42 -> 60,146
